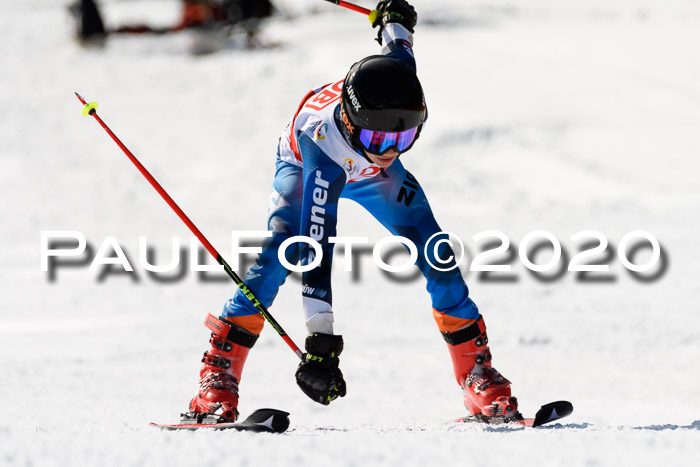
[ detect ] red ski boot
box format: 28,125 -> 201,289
442,316 -> 519,420
187,314 -> 259,422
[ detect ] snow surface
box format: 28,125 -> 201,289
2,0 -> 700,466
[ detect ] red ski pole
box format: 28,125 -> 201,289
75,93 -> 304,360
323,0 -> 378,21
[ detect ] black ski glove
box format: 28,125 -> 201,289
372,0 -> 417,43
295,333 -> 347,405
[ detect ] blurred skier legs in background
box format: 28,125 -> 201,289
69,0 -> 275,50
69,0 -> 106,47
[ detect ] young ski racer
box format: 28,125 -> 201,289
187,0 -> 518,423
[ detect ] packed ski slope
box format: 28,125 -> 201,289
1,0 -> 699,466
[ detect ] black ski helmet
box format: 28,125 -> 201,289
340,55 -> 426,152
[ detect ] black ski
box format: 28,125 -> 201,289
149,408 -> 290,433
454,400 -> 574,427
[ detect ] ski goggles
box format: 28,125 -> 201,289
357,126 -> 420,154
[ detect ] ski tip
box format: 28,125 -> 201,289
532,400 -> 574,427
240,408 -> 291,433
550,400 -> 574,416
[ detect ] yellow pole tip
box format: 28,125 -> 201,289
82,102 -> 98,116
368,10 -> 378,24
